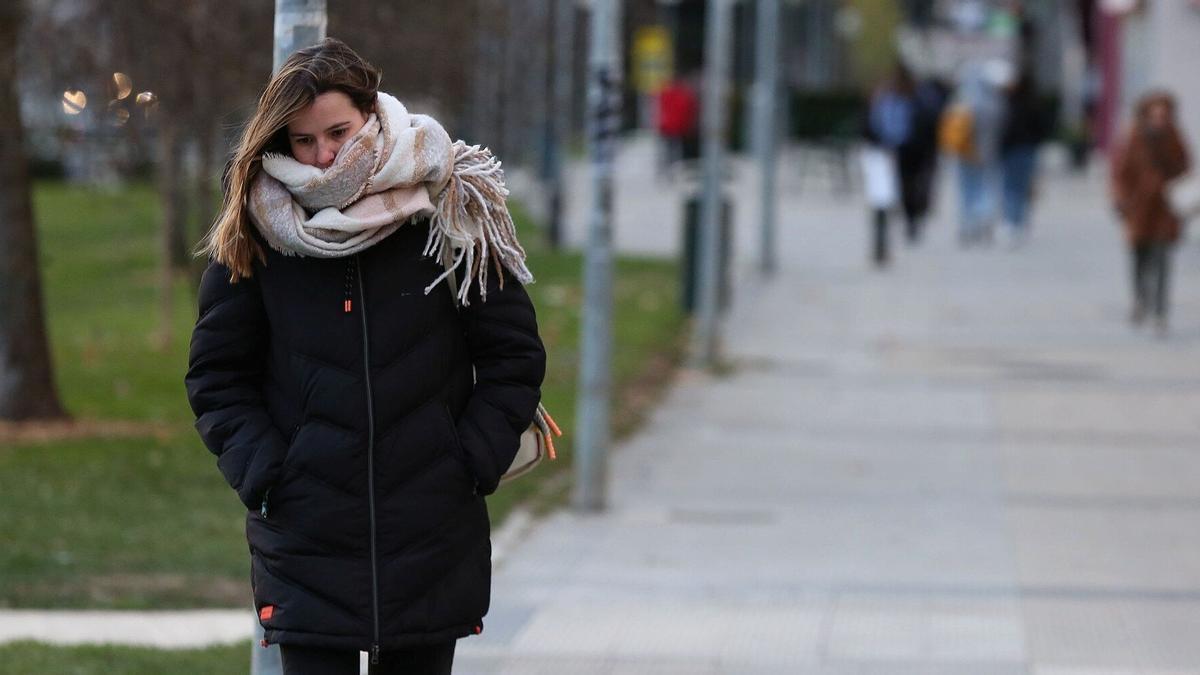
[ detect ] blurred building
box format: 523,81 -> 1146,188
656,0 -> 1051,94
645,1 -> 1087,150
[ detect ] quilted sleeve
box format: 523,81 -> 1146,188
184,261 -> 288,510
454,269 -> 547,495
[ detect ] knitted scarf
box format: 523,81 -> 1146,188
247,92 -> 532,304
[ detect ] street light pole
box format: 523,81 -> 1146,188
573,0 -> 622,512
691,0 -> 734,368
754,0 -> 781,276
273,0 -> 326,72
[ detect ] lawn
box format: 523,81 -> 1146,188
0,641 -> 249,675
0,182 -> 686,609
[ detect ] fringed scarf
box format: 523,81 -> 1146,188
247,92 -> 532,305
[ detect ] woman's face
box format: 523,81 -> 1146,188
1146,102 -> 1171,131
286,91 -> 370,169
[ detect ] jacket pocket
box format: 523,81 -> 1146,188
259,423 -> 301,518
442,404 -> 477,491
284,423 -> 301,460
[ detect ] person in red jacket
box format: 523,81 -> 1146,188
656,74 -> 699,174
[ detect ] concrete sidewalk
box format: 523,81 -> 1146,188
456,142 -> 1200,673
0,610 -> 249,649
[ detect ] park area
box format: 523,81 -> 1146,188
0,181 -> 686,671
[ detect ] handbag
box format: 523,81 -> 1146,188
503,403 -> 561,483
441,249 -> 561,483
859,146 -> 899,210
1168,172 -> 1200,221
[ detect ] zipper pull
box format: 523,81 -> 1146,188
370,643 -> 381,665
260,489 -> 270,519
344,258 -> 355,313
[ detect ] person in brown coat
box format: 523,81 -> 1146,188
1111,91 -> 1192,335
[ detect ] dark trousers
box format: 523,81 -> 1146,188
898,147 -> 935,242
280,642 -> 455,675
1131,242 -> 1172,318
872,208 -> 890,266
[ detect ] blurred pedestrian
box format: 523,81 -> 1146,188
1111,91 -> 1192,336
901,74 -> 950,243
999,67 -> 1049,247
655,73 -> 699,177
942,60 -> 1008,246
186,38 -> 546,674
862,64 -> 916,266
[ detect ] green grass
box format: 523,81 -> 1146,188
36,183 -> 198,424
0,181 -> 686,609
0,641 -> 249,674
0,436 -> 250,607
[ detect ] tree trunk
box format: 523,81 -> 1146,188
155,118 -> 188,350
0,2 -> 68,421
191,123 -> 217,285
160,119 -> 190,271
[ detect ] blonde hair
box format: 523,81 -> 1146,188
195,38 -> 382,281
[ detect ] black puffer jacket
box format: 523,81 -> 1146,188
184,222 -> 545,658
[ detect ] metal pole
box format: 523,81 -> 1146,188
471,0 -> 497,145
253,7 -> 326,674
273,0 -> 326,72
573,0 -> 622,512
547,0 -> 576,250
754,0 -> 781,276
691,0 -> 733,368
530,0 -> 551,178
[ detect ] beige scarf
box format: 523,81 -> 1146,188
247,92 -> 532,305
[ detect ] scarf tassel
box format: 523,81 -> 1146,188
423,142 -> 534,306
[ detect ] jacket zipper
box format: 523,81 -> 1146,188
354,254 -> 383,664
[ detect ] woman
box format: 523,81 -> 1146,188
999,68 -> 1048,247
861,64 -> 915,267
948,60 -> 1007,247
901,74 -> 949,244
184,39 -> 546,674
1111,91 -> 1191,336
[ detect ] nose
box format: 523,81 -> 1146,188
317,141 -> 338,169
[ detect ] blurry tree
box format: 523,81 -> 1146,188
0,1 -> 68,421
331,0 -> 590,167
329,2 -> 477,136
39,0 -> 272,343
101,0 -> 272,347
846,0 -> 903,88
20,0 -> 272,347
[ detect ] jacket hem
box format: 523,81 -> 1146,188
263,621 -> 481,651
